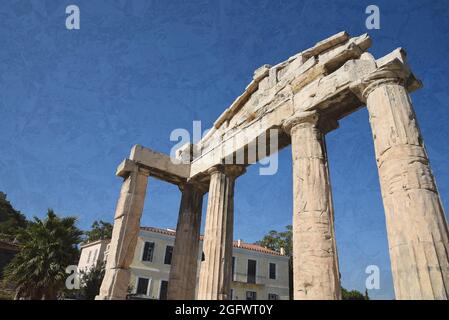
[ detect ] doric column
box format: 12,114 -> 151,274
96,160 -> 149,300
197,165 -> 245,300
361,71 -> 449,299
167,182 -> 205,300
283,111 -> 341,300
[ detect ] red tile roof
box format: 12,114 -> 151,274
141,226 -> 176,237
232,241 -> 284,256
140,226 -> 284,256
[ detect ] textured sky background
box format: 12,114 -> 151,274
1,0 -> 449,299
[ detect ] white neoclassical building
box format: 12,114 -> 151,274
77,239 -> 110,272
78,226 -> 290,300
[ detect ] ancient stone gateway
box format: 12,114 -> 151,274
97,32 -> 449,300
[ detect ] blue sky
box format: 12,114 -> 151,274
1,0 -> 449,299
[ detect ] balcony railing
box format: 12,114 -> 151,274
232,272 -> 267,285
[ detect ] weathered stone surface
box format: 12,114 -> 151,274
116,158 -> 138,177
197,165 -> 245,300
365,80 -> 449,300
302,31 -> 349,60
284,111 -> 341,300
167,183 -> 204,300
189,32 -> 378,177
130,144 -> 190,184
106,31 -> 447,301
96,268 -> 130,300
96,163 -> 149,300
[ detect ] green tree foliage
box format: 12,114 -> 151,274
79,261 -> 105,300
256,225 -> 292,256
85,220 -> 113,243
4,209 -> 83,299
0,192 -> 27,236
341,287 -> 370,300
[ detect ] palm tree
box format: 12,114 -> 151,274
4,209 -> 83,299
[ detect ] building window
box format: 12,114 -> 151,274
268,293 -> 279,300
160,280 -> 168,300
92,249 -> 98,263
142,242 -> 155,262
246,291 -> 257,300
87,250 -> 92,263
136,277 -> 149,296
232,257 -> 236,280
164,245 -> 173,265
247,259 -> 257,284
269,263 -> 276,280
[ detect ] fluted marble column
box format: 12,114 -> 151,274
96,160 -> 149,300
167,183 -> 205,300
197,165 -> 245,300
284,111 -> 341,300
363,76 -> 449,300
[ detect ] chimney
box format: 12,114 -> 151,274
280,247 -> 285,255
237,239 -> 242,247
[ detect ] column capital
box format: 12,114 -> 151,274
283,111 -> 319,135
207,164 -> 246,179
361,77 -> 405,103
350,59 -> 422,103
178,180 -> 208,195
283,111 -> 338,135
